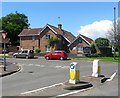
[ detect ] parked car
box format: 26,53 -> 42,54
13,49 -> 34,59
44,50 -> 68,60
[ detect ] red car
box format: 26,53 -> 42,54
44,50 -> 68,60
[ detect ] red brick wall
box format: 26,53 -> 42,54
19,28 -> 58,53
40,27 -> 57,53
69,37 -> 90,54
20,36 -> 40,50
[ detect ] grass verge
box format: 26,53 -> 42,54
71,57 -> 120,62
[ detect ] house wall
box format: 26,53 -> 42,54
40,27 -> 58,53
69,37 -> 90,54
20,36 -> 40,50
0,33 -> 2,53
19,27 -> 70,53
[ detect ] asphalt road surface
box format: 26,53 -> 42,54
2,58 -> 118,96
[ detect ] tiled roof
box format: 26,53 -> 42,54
47,24 -> 63,35
19,24 -> 76,43
18,28 -> 43,36
69,34 -> 93,47
63,30 -> 76,43
79,34 -> 93,44
47,24 -> 76,43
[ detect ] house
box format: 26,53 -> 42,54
18,24 -> 76,53
0,32 -> 2,53
69,34 -> 93,55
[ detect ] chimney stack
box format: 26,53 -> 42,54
58,24 -> 62,30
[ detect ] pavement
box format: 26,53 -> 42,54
0,59 -> 21,77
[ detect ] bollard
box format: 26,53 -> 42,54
69,62 -> 80,84
92,60 -> 101,77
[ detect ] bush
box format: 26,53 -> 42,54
35,49 -> 41,53
98,47 -> 113,57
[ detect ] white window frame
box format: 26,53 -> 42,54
45,46 -> 51,52
77,46 -> 83,53
46,34 -> 50,39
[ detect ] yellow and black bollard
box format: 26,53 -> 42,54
69,62 -> 80,84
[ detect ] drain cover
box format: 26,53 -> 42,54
28,71 -> 34,73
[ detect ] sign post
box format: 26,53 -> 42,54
1,31 -> 8,71
69,62 -> 80,84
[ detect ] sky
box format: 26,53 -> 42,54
1,2 -> 119,40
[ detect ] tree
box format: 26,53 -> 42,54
107,18 -> 120,46
95,37 -> 109,48
95,38 -> 113,56
48,37 -> 60,52
1,12 -> 30,45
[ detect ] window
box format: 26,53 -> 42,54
55,52 -> 62,54
46,34 -> 50,39
45,46 -> 50,52
77,46 -> 83,53
79,39 -> 82,43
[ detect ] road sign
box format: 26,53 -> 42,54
70,63 -> 75,69
111,40 -> 118,43
2,32 -> 8,40
69,62 -> 80,84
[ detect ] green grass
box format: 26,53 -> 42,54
71,57 -> 120,62
0,56 -> 12,58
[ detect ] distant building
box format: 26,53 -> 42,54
18,24 -> 76,53
69,34 -> 93,55
0,31 -> 2,53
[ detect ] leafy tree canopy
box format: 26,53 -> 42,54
1,12 -> 30,45
95,37 -> 110,48
48,37 -> 60,48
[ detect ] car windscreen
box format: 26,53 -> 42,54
30,50 -> 34,53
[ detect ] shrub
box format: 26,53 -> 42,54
35,49 -> 41,53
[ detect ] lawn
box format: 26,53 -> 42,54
71,56 -> 120,62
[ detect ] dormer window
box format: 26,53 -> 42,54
46,34 -> 50,39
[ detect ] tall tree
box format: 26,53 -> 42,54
1,12 -> 30,45
95,37 -> 109,48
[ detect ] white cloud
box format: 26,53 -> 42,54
78,20 -> 113,40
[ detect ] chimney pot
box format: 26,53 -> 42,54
58,24 -> 62,30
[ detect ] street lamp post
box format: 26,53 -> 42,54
113,7 -> 116,59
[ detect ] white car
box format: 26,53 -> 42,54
13,49 -> 34,59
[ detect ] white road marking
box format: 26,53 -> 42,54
55,66 -> 62,68
21,83 -> 63,95
50,87 -> 93,98
61,66 -> 69,69
107,71 -> 117,81
18,63 -> 68,69
28,64 -> 34,66
36,64 -> 45,67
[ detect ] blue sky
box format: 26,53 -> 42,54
1,2 -> 119,39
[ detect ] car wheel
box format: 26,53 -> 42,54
14,55 -> 17,58
46,56 -> 50,60
26,56 -> 29,59
60,57 -> 64,60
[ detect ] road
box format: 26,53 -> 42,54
2,58 -> 118,96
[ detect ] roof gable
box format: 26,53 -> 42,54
69,34 -> 93,47
39,24 -> 76,43
79,34 -> 93,45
